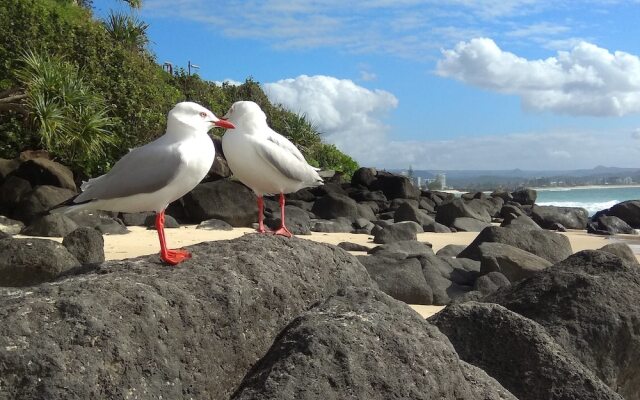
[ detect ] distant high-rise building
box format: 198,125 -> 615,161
436,173 -> 446,189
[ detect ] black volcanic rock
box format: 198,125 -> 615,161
10,158 -> 76,191
265,205 -> 312,235
531,205 -> 588,230
21,214 -> 79,237
373,221 -> 420,244
351,167 -> 377,188
0,215 -> 24,236
0,235 -> 372,399
62,227 -> 105,265
311,193 -> 359,220
477,242 -> 552,283
435,198 -> 491,227
232,287 -> 516,400
357,256 -> 433,304
452,217 -> 491,232
511,188 -> 537,205
14,185 -> 76,224
370,174 -> 420,200
486,250 -> 640,399
599,242 -> 639,265
0,238 -> 80,286
430,302 -> 623,400
458,225 -> 572,264
593,215 -> 635,235
181,180 -> 257,226
368,240 -> 433,259
606,200 -> 640,228
337,242 -> 370,252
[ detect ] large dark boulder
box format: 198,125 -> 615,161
458,225 -> 572,264
265,205 -> 311,235
435,198 -> 491,227
606,200 -> 640,228
418,253 -> 473,305
593,215 -> 635,235
357,256 -> 433,304
351,167 -> 377,188
394,202 -> 435,227
373,221 -> 420,244
452,217 -> 491,232
500,214 -> 541,229
599,242 -> 638,265
232,287 -> 516,400
486,250 -> 640,399
181,180 -> 257,226
311,192 -> 359,220
370,174 -> 420,200
531,205 -> 588,230
14,185 -> 76,224
0,175 -> 32,213
368,240 -> 433,259
478,242 -> 552,283
0,238 -> 80,287
118,211 -> 155,226
0,235 -> 372,399
10,158 -> 76,191
430,302 -> 623,400
62,227 -> 105,265
511,188 -> 537,205
21,214 -> 79,237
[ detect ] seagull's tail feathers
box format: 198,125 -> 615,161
48,195 -> 94,215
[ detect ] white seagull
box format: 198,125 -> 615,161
221,101 -> 323,237
53,101 -> 235,265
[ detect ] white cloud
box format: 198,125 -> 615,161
263,75 -> 398,161
436,38 -> 640,116
213,79 -> 243,86
632,128 -> 640,140
263,74 -> 640,170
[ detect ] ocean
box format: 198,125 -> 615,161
535,186 -> 640,216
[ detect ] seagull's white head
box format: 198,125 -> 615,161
221,101 -> 267,131
168,101 -> 235,133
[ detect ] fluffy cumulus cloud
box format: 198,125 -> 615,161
436,38 -> 640,116
263,75 -> 398,164
263,75 -> 640,170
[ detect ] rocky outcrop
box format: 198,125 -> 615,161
435,198 -> 491,227
605,200 -> 640,228
180,180 -> 257,226
232,287 -> 516,400
0,235 -> 372,399
511,188 -> 537,205
430,302 -> 623,400
358,256 -> 433,304
530,205 -> 588,230
590,215 -> 635,235
486,250 -> 640,399
0,238 -> 80,287
62,227 -> 105,264
311,192 -> 360,220
21,214 -> 79,237
477,242 -> 552,283
458,225 -> 572,264
373,221 -> 420,244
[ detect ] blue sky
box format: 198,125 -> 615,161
94,0 -> 640,170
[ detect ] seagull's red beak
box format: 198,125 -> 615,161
214,119 -> 235,129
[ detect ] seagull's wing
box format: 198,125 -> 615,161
75,141 -> 183,202
254,130 -> 322,184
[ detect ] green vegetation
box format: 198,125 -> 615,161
0,0 -> 358,179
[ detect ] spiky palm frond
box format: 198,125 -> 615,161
104,12 -> 149,51
15,51 -> 115,175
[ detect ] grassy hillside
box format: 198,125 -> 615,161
0,0 -> 358,178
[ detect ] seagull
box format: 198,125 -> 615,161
221,101 -> 323,237
53,102 -> 235,265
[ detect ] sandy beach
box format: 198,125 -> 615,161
15,226 -> 630,318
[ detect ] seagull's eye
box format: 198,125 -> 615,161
199,112 -> 207,118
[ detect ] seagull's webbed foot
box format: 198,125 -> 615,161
256,226 -> 268,234
272,226 -> 293,238
161,249 -> 192,265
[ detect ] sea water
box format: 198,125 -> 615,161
536,186 -> 640,216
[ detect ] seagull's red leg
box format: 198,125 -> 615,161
273,192 -> 293,238
155,210 -> 191,265
256,196 -> 267,233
